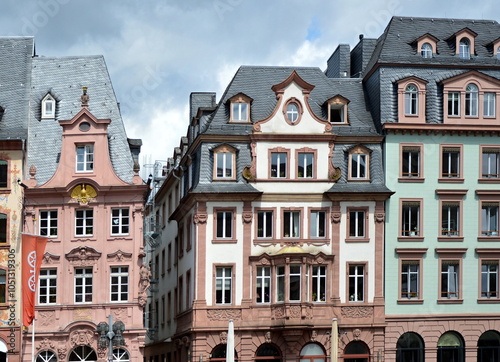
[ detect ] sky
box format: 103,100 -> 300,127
0,0 -> 498,176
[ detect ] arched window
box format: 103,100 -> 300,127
396,332 -> 424,362
478,330 -> 500,362
421,43 -> 432,58
344,341 -> 370,362
437,331 -> 464,362
255,343 -> 282,362
37,350 -> 57,362
41,94 -> 56,119
210,344 -> 238,362
465,84 -> 479,116
405,84 -> 419,115
300,343 -> 325,362
459,38 -> 470,59
69,345 -> 97,362
113,348 -> 130,362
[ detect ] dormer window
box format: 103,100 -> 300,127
348,145 -> 371,181
421,43 -> 432,58
229,93 -> 251,123
465,84 -> 479,116
76,144 -> 94,172
405,84 -> 418,115
396,77 -> 428,123
213,144 -> 237,180
459,38 -> 470,60
282,98 -> 303,125
41,94 -> 56,119
326,95 -> 349,124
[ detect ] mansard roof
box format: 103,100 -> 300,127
0,37 -> 33,140
202,66 -> 378,136
29,56 -> 135,184
364,16 -> 500,75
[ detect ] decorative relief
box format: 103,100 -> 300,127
220,331 -> 227,344
43,252 -> 60,264
112,308 -> 128,322
193,213 -> 207,224
97,348 -> 107,359
57,346 -> 67,361
69,329 -> 94,347
265,331 -> 271,343
331,212 -> 341,224
207,309 -> 242,321
36,338 -> 55,350
73,309 -> 92,321
375,212 -> 385,223
70,184 -> 97,205
353,328 -> 361,340
38,311 -> 55,326
65,246 -> 101,266
341,306 -> 373,318
138,264 -> 151,308
272,306 -> 285,319
107,250 -> 132,262
310,330 -> 317,342
242,211 -> 253,223
289,305 -> 301,319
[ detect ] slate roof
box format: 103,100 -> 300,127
29,56 -> 135,184
0,37 -> 33,140
364,16 -> 500,75
203,66 -> 378,136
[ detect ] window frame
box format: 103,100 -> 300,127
439,200 -> 462,239
283,98 -> 303,125
483,92 -> 496,118
477,249 -> 500,303
447,91 -> 461,117
400,144 -> 423,181
480,201 -> 500,238
296,148 -> 317,179
480,146 -> 500,181
39,209 -> 58,238
439,144 -> 463,182
404,84 -> 419,115
75,144 -> 94,173
348,145 -> 370,181
255,208 -> 275,240
346,207 -> 369,242
396,248 -> 427,304
229,93 -> 251,123
38,268 -> 57,305
41,93 -> 56,119
436,249 -> 466,303
421,42 -> 433,58
75,209 -> 94,237
0,212 -> 7,245
396,77 -> 428,123
0,268 -> 6,304
327,95 -> 349,124
269,147 -> 290,179
213,208 -> 236,242
213,144 -> 237,181
465,83 -> 479,117
458,37 -> 471,60
310,265 -> 326,302
0,159 -> 9,190
282,208 -> 302,239
74,267 -> 93,304
111,208 -> 130,236
309,208 -> 328,240
256,265 -> 271,304
399,199 -> 424,241
214,265 -> 234,305
110,266 -> 129,303
347,263 -> 366,303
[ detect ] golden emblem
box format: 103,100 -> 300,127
71,184 -> 97,205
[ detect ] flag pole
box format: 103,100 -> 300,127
32,318 -> 35,362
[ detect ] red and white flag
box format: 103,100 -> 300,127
22,234 -> 48,327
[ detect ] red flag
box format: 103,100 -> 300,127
22,234 -> 48,327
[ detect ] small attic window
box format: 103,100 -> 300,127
327,95 -> 349,124
459,38 -> 471,60
41,94 -> 56,119
229,93 -> 252,123
421,43 -> 432,58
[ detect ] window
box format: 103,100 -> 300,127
481,261 -> 499,299
111,208 -> 129,235
478,331 -> 500,361
459,38 -> 470,59
297,153 -> 314,178
289,264 -> 301,301
283,210 -> 300,238
232,102 -> 248,122
215,266 -> 232,304
40,210 -> 58,237
286,102 -> 300,123
482,148 -> 500,178
110,266 -> 128,302
271,152 -> 287,178
257,210 -> 273,238
0,213 -> 6,244
327,95 -> 349,123
401,146 -> 421,178
300,344 -> 325,362
421,43 -> 432,58
74,267 -> 93,303
75,209 -> 93,236
76,144 -> 94,172
441,146 -> 461,179
69,346 -> 98,362
437,332 -> 464,362
396,332 -> 424,362
441,201 -> 460,236
401,201 -> 421,237
41,94 -> 56,119
310,210 -> 326,238
36,350 -> 57,362
405,84 -> 418,115
350,153 -> 368,180
441,261 -> 459,299
482,202 -> 499,236
0,160 -> 7,188
39,269 -> 57,304
256,266 -> 271,303
112,348 -> 130,362
276,265 -> 285,302
465,84 -> 478,116
256,344 -> 282,362
311,265 -> 326,302
348,209 -> 366,239
448,92 -> 460,116
484,92 -> 496,117
348,264 -> 364,302
0,269 -> 5,303
215,152 -> 234,179
401,261 -> 420,299
215,210 -> 233,239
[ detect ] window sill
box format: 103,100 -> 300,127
345,237 -> 370,243
478,298 -> 500,303
398,177 -> 424,183
397,298 -> 423,304
478,178 -> 500,183
211,239 -> 238,244
398,236 -> 424,242
478,236 -> 500,242
437,236 -> 463,242
437,298 -> 463,304
438,177 -> 464,183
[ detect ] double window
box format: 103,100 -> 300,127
481,202 -> 499,236
348,145 -> 371,181
401,200 -> 421,237
401,145 -> 422,179
297,152 -> 314,178
75,209 -> 93,236
448,92 -> 460,116
481,147 -> 500,179
39,269 -> 57,304
256,266 -> 271,303
111,208 -> 129,235
213,144 -> 237,180
229,93 -> 251,123
40,210 -> 58,237
441,261 -> 459,299
405,84 -> 418,115
481,261 -> 499,299
110,266 -> 129,302
465,84 -> 479,116
277,264 -> 301,302
441,146 -> 461,179
75,267 -> 93,303
257,210 -> 273,239
215,266 -> 232,304
283,210 -> 300,238
421,43 -> 432,58
41,94 -> 56,119
311,265 -> 326,302
76,144 -> 94,172
459,38 -> 471,60
215,210 -> 234,240
271,152 -> 288,178
441,201 -> 460,237
401,261 -> 420,299
348,264 -> 365,302
309,210 -> 326,238
348,209 -> 367,240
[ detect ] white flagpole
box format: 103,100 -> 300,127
32,318 -> 35,362
331,318 -> 338,362
226,320 -> 234,362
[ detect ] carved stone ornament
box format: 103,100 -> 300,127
242,211 -> 253,223
57,346 -> 67,361
353,328 -> 361,341
29,164 -> 37,178
207,309 -> 242,321
97,347 -> 107,359
37,338 -> 55,350
43,252 -> 61,264
220,331 -> 228,344
331,212 -> 341,224
38,310 -> 55,326
182,336 -> 190,347
375,212 -> 385,223
69,329 -> 94,347
107,249 -> 132,262
265,331 -> 271,343
65,246 -> 101,266
341,306 -> 373,318
311,330 -> 317,342
70,183 -> 97,205
193,213 -> 207,224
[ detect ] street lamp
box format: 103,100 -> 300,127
96,315 -> 126,362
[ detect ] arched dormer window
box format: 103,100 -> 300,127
465,83 -> 479,116
459,38 -> 470,60
213,144 -> 237,180
405,84 -> 418,115
348,145 -> 371,181
41,93 -> 56,119
229,93 -> 252,123
326,95 -> 349,124
421,43 -> 432,58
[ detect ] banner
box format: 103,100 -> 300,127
22,234 -> 48,327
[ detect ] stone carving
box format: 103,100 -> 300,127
57,346 -> 67,361
73,308 -> 92,321
265,331 -> 271,343
289,305 -> 301,319
37,338 -> 55,350
220,331 -> 227,344
38,311 -> 55,326
69,329 -> 94,347
311,330 -> 317,342
65,246 -> 101,266
70,184 -> 97,205
97,347 -> 107,359
273,306 -> 285,319
341,306 -> 373,318
353,328 -> 361,341
375,212 -> 385,223
81,87 -> 90,106
43,252 -> 60,264
207,309 -> 242,321
107,250 -> 132,262
331,212 -> 341,224
193,213 -> 207,224
242,211 -> 253,223
138,264 -> 151,307
112,307 -> 128,322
